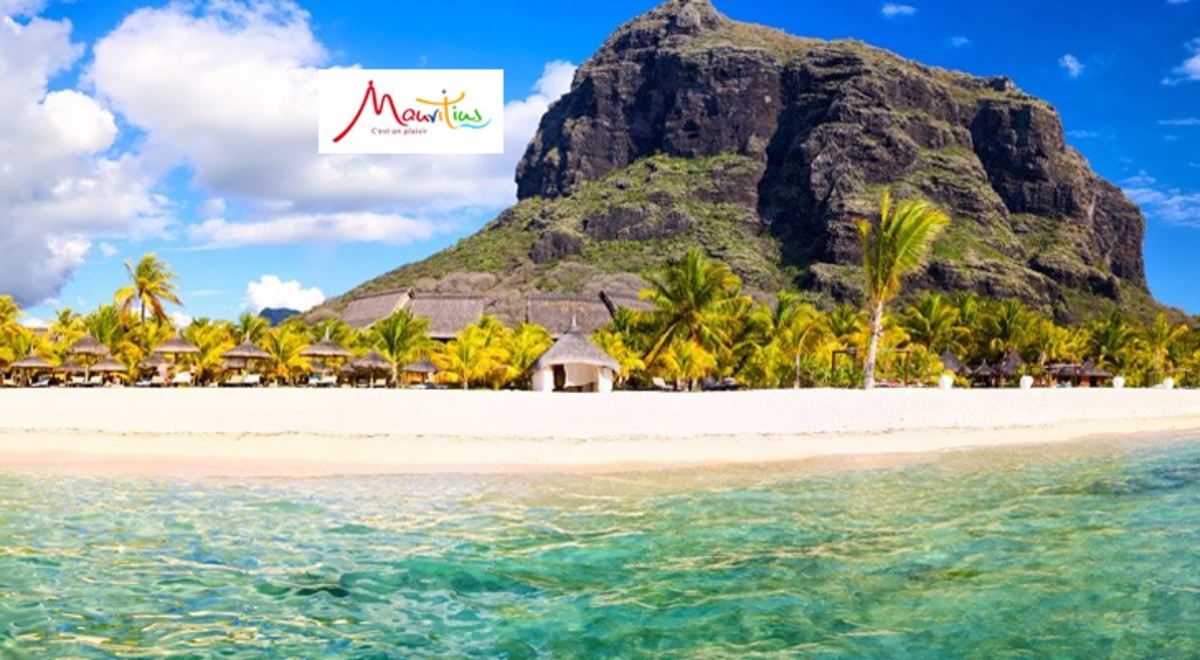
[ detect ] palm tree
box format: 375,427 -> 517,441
656,340 -> 716,390
369,310 -> 431,387
768,294 -> 829,388
262,326 -> 310,384
1143,312 -> 1189,385
505,323 -> 553,388
183,321 -> 236,385
592,328 -> 645,387
434,324 -> 508,389
901,293 -> 965,354
640,248 -> 748,364
984,299 -> 1031,359
114,254 -> 183,325
858,190 -> 950,389
236,312 -> 271,345
84,305 -> 126,353
1088,312 -> 1136,372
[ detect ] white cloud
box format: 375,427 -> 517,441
882,3 -> 917,17
1165,39 -> 1200,84
18,315 -> 48,329
1059,54 -> 1085,78
188,212 -> 437,247
169,311 -> 193,329
1067,130 -> 1100,139
88,2 -> 576,237
950,36 -> 971,48
0,11 -> 167,306
197,197 -> 226,218
1160,118 -> 1200,126
245,275 -> 324,312
1124,172 -> 1200,228
98,242 -> 117,258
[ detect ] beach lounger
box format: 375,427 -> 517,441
31,376 -> 52,388
651,377 -> 675,392
222,374 -> 245,388
171,372 -> 193,387
86,375 -> 103,388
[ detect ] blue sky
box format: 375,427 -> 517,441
4,0 -> 1199,324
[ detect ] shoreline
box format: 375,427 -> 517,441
2,389 -> 1200,476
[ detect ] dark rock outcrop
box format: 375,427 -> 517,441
514,0 -> 1148,313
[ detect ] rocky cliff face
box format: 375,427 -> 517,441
338,0 -> 1154,322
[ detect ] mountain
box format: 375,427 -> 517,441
325,0 -> 1158,323
259,307 -> 300,326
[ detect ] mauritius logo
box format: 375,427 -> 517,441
332,81 -> 492,143
318,69 -> 503,155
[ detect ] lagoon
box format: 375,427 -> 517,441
3,437 -> 1200,656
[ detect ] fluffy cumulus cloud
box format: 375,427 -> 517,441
881,4 -> 917,17
1059,54 -> 1085,78
1124,172 -> 1200,228
245,275 -> 325,312
0,10 -> 166,305
188,212 -> 436,247
1160,118 -> 1200,126
88,1 -> 575,244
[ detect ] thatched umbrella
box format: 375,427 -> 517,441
403,358 -> 439,385
300,339 -> 352,359
57,359 -> 85,374
67,335 -> 110,379
92,357 -> 128,384
997,347 -> 1025,378
154,334 -> 200,356
972,362 -> 998,388
222,341 -> 271,361
350,350 -> 391,387
138,353 -> 168,370
10,353 -> 52,385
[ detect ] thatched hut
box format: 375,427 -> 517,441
57,359 -> 85,374
971,362 -> 999,388
939,350 -> 971,376
341,289 -> 411,328
1049,360 -> 1113,388
300,339 -> 352,359
530,319 -> 621,393
997,348 -> 1025,379
222,342 -> 271,361
9,353 -> 53,385
67,335 -> 109,357
408,293 -> 484,340
525,294 -> 614,337
154,335 -> 200,356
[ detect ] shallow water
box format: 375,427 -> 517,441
3,439 -> 1200,657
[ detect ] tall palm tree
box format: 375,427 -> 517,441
114,254 -> 183,325
261,326 -> 310,384
984,298 -> 1031,359
768,294 -> 829,388
369,310 -> 431,387
84,305 -> 126,353
183,322 -> 236,385
640,248 -> 748,364
592,328 -> 645,387
1143,312 -> 1189,384
858,190 -> 950,389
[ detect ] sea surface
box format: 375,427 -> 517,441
3,438 -> 1200,657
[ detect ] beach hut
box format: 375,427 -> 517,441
1050,360 -> 1113,388
10,353 -> 53,386
939,350 -> 971,377
529,318 -> 621,393
402,359 -> 439,385
997,347 -> 1025,383
971,362 -> 1000,388
57,359 -> 86,386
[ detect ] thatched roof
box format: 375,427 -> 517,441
155,335 -> 200,355
939,349 -> 970,376
997,347 -> 1025,376
300,339 -> 352,358
525,294 -> 613,337
138,354 -> 168,369
531,320 -> 621,373
404,359 -> 438,374
350,350 -> 391,371
57,359 -> 85,373
10,353 -> 52,369
67,335 -> 109,356
341,289 -> 411,328
91,357 -> 127,373
972,361 -> 996,377
1053,360 -> 1113,379
222,342 -> 271,360
408,293 -> 484,340
600,291 -> 655,313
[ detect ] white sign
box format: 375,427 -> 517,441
318,69 -> 504,154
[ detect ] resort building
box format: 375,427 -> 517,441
530,319 -> 622,393
340,289 -> 653,338
338,289 -> 484,340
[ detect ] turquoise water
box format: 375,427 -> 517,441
3,440 -> 1200,657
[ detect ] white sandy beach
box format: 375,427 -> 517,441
1,388 -> 1200,475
